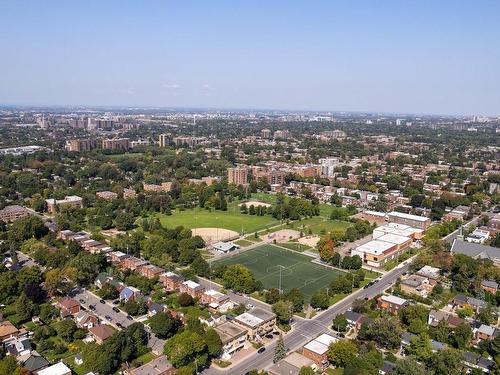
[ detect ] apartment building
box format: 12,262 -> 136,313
234,307 -> 277,340
179,280 -> 205,298
96,191 -> 118,201
0,205 -> 31,222
158,133 -> 169,147
173,136 -> 202,147
228,167 -> 249,186
66,138 -> 97,152
101,138 -> 131,151
160,271 -> 185,291
302,333 -> 338,367
214,321 -> 248,360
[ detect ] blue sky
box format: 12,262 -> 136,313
1,1 -> 499,115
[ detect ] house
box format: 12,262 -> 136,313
126,355 -> 176,375
17,352 -> 50,373
481,280 -> 499,294
377,295 -> 409,315
109,250 -> 129,264
344,311 -> 364,331
415,265 -> 441,282
160,271 -> 185,291
400,275 -> 433,298
463,351 -> 495,373
4,335 -> 31,356
473,324 -> 498,343
179,280 -> 205,299
302,333 -> 338,367
121,256 -> 149,271
75,311 -> 98,330
234,307 -> 277,340
95,272 -> 114,289
137,264 -> 164,279
466,229 -> 490,244
428,310 -> 449,327
401,332 -> 446,354
199,314 -> 226,327
452,295 -> 486,313
451,239 -> 500,265
36,362 -> 72,375
0,319 -> 20,341
89,325 -> 115,345
201,289 -> 230,308
214,321 -> 248,360
57,298 -> 81,318
269,352 -> 316,375
120,286 -> 142,303
212,241 -> 240,253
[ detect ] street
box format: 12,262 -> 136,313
71,288 -> 166,355
202,261 -> 410,374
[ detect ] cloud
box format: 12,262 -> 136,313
162,83 -> 181,89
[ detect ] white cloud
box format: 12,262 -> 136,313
162,83 -> 181,89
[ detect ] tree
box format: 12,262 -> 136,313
310,290 -> 330,310
16,292 -> 37,322
113,211 -> 135,231
9,216 -> 48,241
39,303 -> 59,323
428,348 -> 463,375
477,305 -> 496,325
407,333 -> 433,362
327,340 -> 358,368
44,268 -> 73,296
222,264 -> 260,293
56,320 -> 78,341
205,328 -> 223,357
394,357 -> 426,375
149,312 -> 180,339
331,252 -> 341,267
164,331 -> 208,368
177,292 -> 194,307
273,334 -> 286,363
317,236 -> 335,261
265,288 -> 281,304
450,322 -> 472,349
98,283 -> 119,300
272,300 -> 293,324
283,288 -> 304,312
332,314 -> 348,332
365,316 -> 402,349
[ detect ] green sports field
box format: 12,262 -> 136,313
157,206 -> 278,233
214,244 -> 345,300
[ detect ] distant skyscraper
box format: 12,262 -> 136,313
159,134 -> 169,147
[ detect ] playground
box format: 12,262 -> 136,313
214,244 -> 345,300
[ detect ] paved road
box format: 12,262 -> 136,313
71,289 -> 165,354
443,213 -> 493,244
203,262 -> 410,375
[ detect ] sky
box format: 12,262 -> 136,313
1,1 -> 499,116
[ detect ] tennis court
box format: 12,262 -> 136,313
215,244 -> 345,300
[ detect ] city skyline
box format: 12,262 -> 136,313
1,1 -> 500,115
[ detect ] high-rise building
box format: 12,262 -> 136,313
101,138 -> 131,151
261,128 -> 271,139
273,130 -> 290,140
227,167 -> 249,186
319,157 -> 340,177
159,134 -> 169,147
66,139 -> 97,152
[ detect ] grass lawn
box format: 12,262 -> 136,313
279,242 -> 312,252
106,152 -> 145,160
325,368 -> 344,375
307,219 -> 353,235
214,244 -> 345,301
156,206 -> 278,233
234,239 -> 254,247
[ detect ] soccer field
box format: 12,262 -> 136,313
215,244 -> 345,300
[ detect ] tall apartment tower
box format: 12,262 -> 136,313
159,134 -> 169,147
261,128 -> 271,139
227,167 -> 249,186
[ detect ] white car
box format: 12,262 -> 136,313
246,303 -> 254,309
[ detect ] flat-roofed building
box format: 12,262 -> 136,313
351,240 -> 397,268
96,191 -> 118,201
0,205 -> 31,222
302,333 -> 338,367
45,195 -> 83,214
377,295 -> 409,314
373,223 -> 424,240
214,321 -> 248,360
66,138 -> 97,152
234,307 -> 277,340
102,138 -> 130,151
160,271 -> 185,291
179,280 -> 205,298
376,233 -> 412,251
158,134 -> 169,147
387,211 -> 431,230
228,167 -> 249,186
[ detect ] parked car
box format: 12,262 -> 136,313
116,322 -> 123,328
126,315 -> 133,320
105,315 -> 112,321
112,307 -> 120,313
99,299 -> 105,304
79,299 -> 86,304
257,347 -> 266,354
88,305 -> 96,311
